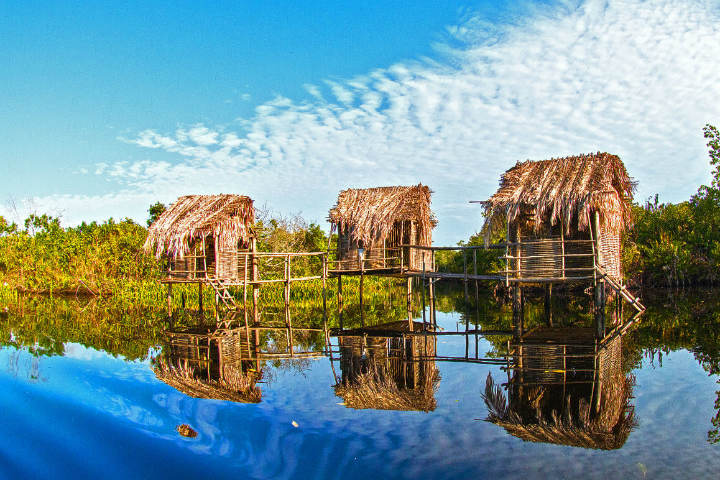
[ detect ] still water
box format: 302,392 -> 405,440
1,287 -> 720,479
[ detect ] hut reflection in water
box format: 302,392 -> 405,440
153,327 -> 263,403
334,321 -> 440,412
483,327 -> 636,450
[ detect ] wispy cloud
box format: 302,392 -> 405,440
10,0 -> 720,242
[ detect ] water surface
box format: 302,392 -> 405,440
1,288 -> 719,479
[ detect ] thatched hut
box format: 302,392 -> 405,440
328,184 -> 436,271
482,153 -> 635,282
482,330 -> 636,450
153,329 -> 262,403
334,324 -> 439,412
144,194 -> 255,281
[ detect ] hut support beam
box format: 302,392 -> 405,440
512,286 -> 523,336
428,277 -> 435,327
337,274 -> 344,330
421,258 -> 427,328
198,282 -> 203,315
251,237 -> 259,324
167,283 -> 173,317
406,277 -> 413,331
322,254 -> 328,330
544,284 -> 553,326
359,270 -> 365,327
594,282 -> 606,338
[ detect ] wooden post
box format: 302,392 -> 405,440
593,210 -> 605,338
421,258 -> 427,327
512,285 -> 523,337
359,272 -> 365,327
198,282 -> 203,315
463,250 -> 469,300
243,252 -> 248,324
594,281 -> 606,338
544,284 -> 553,326
560,218 -> 566,278
473,248 -> 479,294
284,255 -> 291,329
428,277 -> 435,328
337,274 -> 344,330
166,283 -> 173,317
406,277 -> 413,331
251,237 -> 259,324
322,254 -> 328,328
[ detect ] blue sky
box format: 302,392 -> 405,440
2,0 -> 719,244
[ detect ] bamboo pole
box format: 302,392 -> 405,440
544,284 -> 553,327
359,271 -> 365,328
322,254 -> 328,328
560,217 -> 566,278
338,274 -> 343,330
251,237 -> 259,324
421,258 -> 426,327
407,277 -> 413,332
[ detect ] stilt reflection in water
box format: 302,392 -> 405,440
482,324 -> 638,450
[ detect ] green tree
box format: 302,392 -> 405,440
147,202 -> 167,227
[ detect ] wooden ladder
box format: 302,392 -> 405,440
595,266 -> 646,313
206,277 -> 239,311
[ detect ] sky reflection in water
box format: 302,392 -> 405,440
1,290 -> 720,479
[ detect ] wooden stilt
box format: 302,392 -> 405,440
285,255 -> 293,334
359,272 -> 365,327
544,284 -> 553,326
421,280 -> 426,327
594,281 -> 606,338
428,277 -> 435,328
251,237 -> 259,325
337,274 -> 344,330
198,282 -> 203,315
406,277 -> 413,331
512,286 -> 523,337
322,255 -> 328,329
166,283 -> 173,317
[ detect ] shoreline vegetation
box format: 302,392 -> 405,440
1,125 -> 718,302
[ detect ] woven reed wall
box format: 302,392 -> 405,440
336,220 -> 432,270
598,227 -> 622,282
510,342 -> 595,422
516,236 -> 594,279
338,335 -> 436,388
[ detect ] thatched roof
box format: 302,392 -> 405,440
154,362 -> 262,403
482,153 -> 636,235
328,184 -> 435,245
482,372 -> 636,450
144,194 -> 254,258
494,420 -> 632,450
335,367 -> 439,412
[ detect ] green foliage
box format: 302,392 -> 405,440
703,123 -> 720,192
0,216 -> 160,293
147,202 -> 166,227
623,125 -> 720,286
434,231 -> 504,274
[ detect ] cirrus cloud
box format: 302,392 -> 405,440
10,0 -> 720,244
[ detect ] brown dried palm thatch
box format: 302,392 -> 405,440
328,184 -> 436,246
482,373 -> 636,450
144,194 -> 255,259
154,361 -> 262,403
335,365 -> 440,412
482,153 -> 636,236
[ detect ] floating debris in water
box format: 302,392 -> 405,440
176,424 -> 198,438
291,421 -> 299,428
